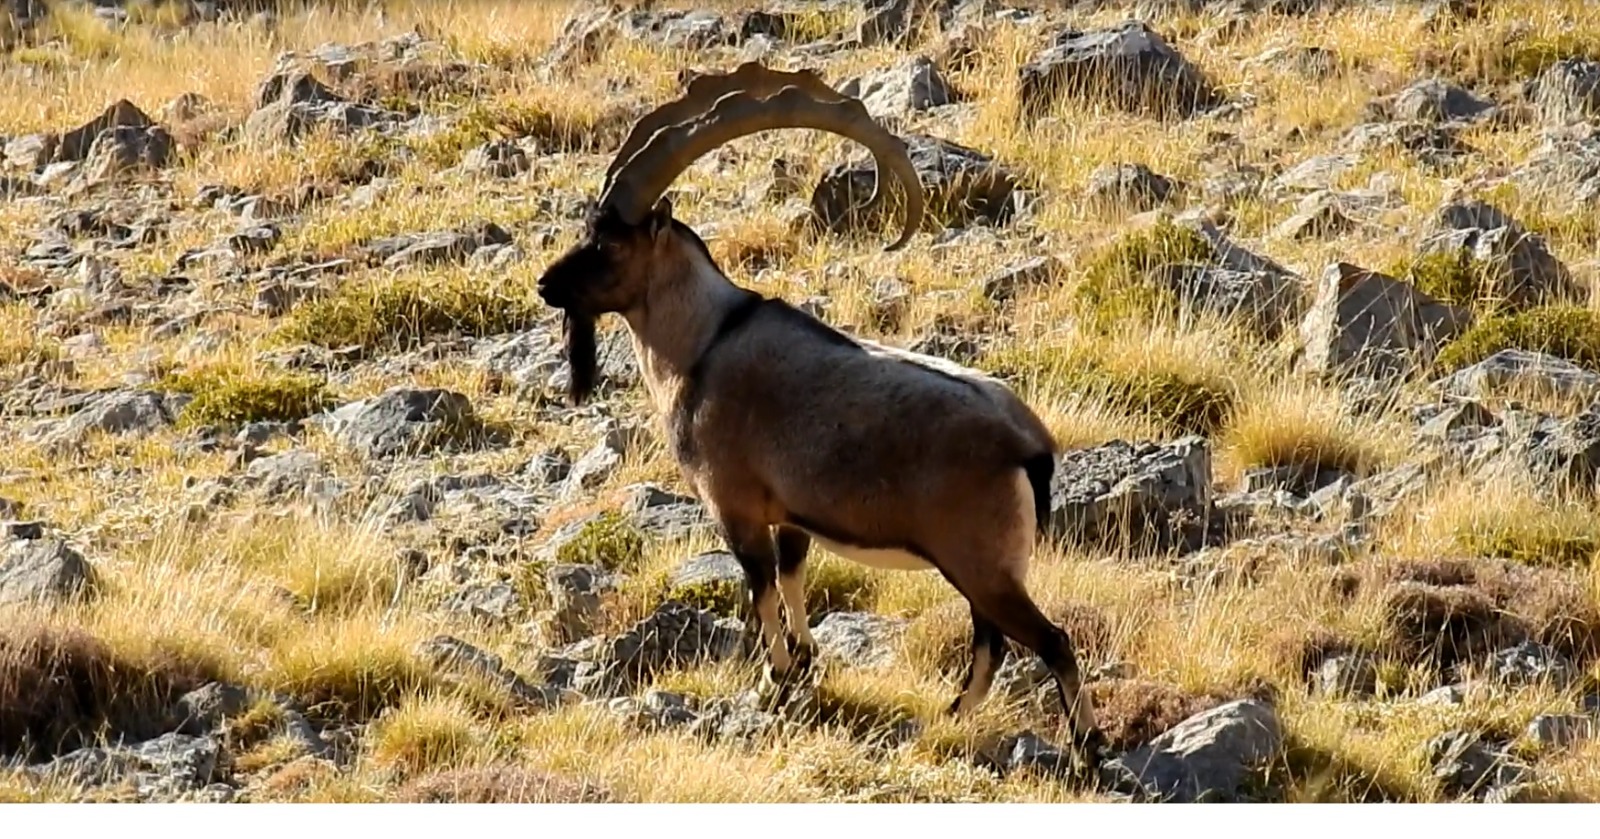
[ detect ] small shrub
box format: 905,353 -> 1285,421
1386,250 -> 1493,310
1459,518 -> 1600,569
278,275 -> 542,352
161,364 -> 334,428
1073,219 -> 1215,328
1434,305 -> 1600,373
553,512 -> 647,573
368,695 -> 482,775
984,346 -> 1235,436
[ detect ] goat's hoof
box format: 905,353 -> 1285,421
789,640 -> 817,675
757,664 -> 795,710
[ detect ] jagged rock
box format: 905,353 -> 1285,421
1391,77 -> 1496,124
243,67 -> 404,145
1437,349 -> 1600,403
1531,58 -> 1600,126
171,682 -> 252,736
1313,653 -> 1378,698
981,255 -> 1065,304
1147,263 -> 1306,341
417,635 -> 573,710
460,139 -> 530,178
842,55 -> 953,119
541,563 -> 616,644
1102,698 -> 1283,803
1519,395 -> 1600,492
26,733 -> 221,801
1509,123 -> 1600,207
575,601 -> 743,696
1274,189 -> 1358,240
666,551 -> 745,614
40,389 -> 177,448
1297,261 -> 1473,380
322,387 -> 483,459
1425,729 -> 1531,801
1486,640 -> 1577,690
810,132 -> 1017,235
810,611 -> 908,670
1416,200 -> 1581,310
1047,435 -> 1220,555
0,537 -> 96,606
1525,714 -> 1594,750
1087,162 -> 1179,211
1017,20 -> 1224,123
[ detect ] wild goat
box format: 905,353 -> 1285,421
535,61 -> 1105,764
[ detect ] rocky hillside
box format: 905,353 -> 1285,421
4,0 -> 1600,804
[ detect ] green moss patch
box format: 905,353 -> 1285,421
1434,305 -> 1600,373
162,364 -> 335,428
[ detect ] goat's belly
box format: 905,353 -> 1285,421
808,534 -> 935,572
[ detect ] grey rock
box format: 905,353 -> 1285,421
810,611 -> 908,670
609,689 -> 700,733
444,581 -> 522,625
1340,120 -> 1472,167
1005,731 -> 1077,778
810,132 -> 1017,236
1416,200 -> 1580,310
1525,714 -> 1593,750
1274,190 -> 1358,240
1102,699 -> 1283,803
1087,162 -> 1179,211
28,733 -> 220,800
689,690 -> 782,743
52,99 -> 156,164
324,387 -> 482,459
1314,653 -> 1378,698
1298,261 -> 1473,380
83,124 -> 174,183
1439,349 -> 1600,403
45,389 -> 175,447
542,563 -> 615,644
981,255 -> 1065,304
417,635 -> 572,710
1531,58 -> 1600,126
172,682 -> 252,736
845,55 -> 953,119
1418,683 -> 1471,706
1522,395 -> 1600,492
1392,77 -> 1495,124
1147,262 -> 1306,342
0,537 -> 96,606
460,139 -> 530,178
1017,19 -> 1224,123
1487,640 -> 1576,690
1426,729 -> 1530,800
666,551 -> 745,611
577,601 -> 744,696
1048,435 -> 1220,555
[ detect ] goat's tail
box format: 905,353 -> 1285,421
1021,451 -> 1055,538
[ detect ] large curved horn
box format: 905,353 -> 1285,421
600,70 -> 925,252
603,61 -> 845,194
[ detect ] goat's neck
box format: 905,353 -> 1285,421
621,252 -> 750,415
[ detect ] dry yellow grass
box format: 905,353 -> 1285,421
3,0 -> 1600,804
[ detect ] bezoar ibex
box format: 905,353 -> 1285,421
534,61 -> 1105,767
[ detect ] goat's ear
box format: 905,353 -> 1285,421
646,197 -> 673,241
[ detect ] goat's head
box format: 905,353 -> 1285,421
537,60 -> 926,405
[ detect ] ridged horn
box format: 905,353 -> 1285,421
599,65 -> 925,252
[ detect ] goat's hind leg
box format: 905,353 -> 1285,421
949,602 -> 1007,717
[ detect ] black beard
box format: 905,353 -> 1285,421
562,310 -> 598,406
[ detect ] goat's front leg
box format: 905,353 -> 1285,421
719,516 -> 794,694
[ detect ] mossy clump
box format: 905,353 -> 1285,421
1387,250 -> 1494,311
278,275 -> 542,353
162,364 -> 335,428
1074,219 -> 1215,327
1433,305 -> 1600,373
1477,34 -> 1600,85
1460,520 -> 1600,569
553,512 -> 647,573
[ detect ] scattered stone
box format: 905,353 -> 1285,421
1416,199 -> 1581,310
981,255 -> 1065,304
540,563 -> 616,644
1425,729 -> 1530,801
666,551 -> 746,614
1390,77 -> 1495,124
1047,435 -> 1220,555
843,55 -> 953,119
0,537 -> 96,607
323,387 -> 483,459
1486,640 -> 1576,690
1313,653 -> 1378,698
1531,58 -> 1600,126
460,140 -> 530,178
1087,162 -> 1179,211
1018,20 -> 1225,123
810,132 -> 1017,236
1147,263 -> 1307,342
417,635 -> 572,710
1438,349 -> 1600,403
1525,713 -> 1594,750
171,682 -> 252,737
27,733 -> 221,801
810,611 -> 908,670
1102,699 -> 1283,803
1297,261 -> 1473,380
575,601 -> 743,696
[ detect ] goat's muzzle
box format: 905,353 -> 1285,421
561,310 -> 599,407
